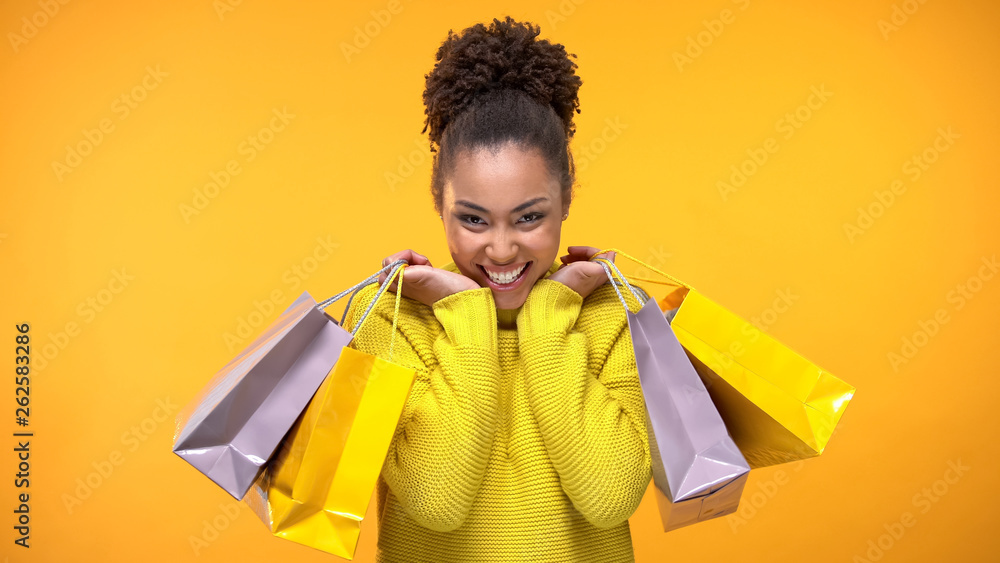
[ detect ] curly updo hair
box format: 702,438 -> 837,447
422,16 -> 583,217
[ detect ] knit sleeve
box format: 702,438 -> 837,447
342,284 -> 501,533
516,279 -> 652,529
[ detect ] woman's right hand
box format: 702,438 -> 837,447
377,249 -> 481,307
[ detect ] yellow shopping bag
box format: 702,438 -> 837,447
243,262 -> 416,559
592,248 -> 855,469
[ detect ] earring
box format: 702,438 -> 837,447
563,213 -> 568,220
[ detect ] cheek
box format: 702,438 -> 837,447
526,225 -> 561,257
447,232 -> 481,280
448,231 -> 477,259
448,224 -> 561,264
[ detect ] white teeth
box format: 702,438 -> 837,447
484,263 -> 526,284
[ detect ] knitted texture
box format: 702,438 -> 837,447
342,260 -> 652,563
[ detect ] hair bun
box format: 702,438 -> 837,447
422,16 -> 582,147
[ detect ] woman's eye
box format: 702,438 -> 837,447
461,213 -> 542,225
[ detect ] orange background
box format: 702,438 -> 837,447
1,0 -> 997,561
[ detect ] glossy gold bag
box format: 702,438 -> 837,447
593,249 -> 855,469
243,262 -> 416,559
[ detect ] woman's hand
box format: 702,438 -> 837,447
547,246 -> 617,300
377,249 -> 481,307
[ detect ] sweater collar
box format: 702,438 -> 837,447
441,259 -> 561,329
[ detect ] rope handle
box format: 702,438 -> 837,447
594,258 -> 646,313
387,263 -> 405,361
588,247 -> 693,291
313,259 -> 409,354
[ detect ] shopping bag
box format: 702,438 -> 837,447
172,260 -> 407,500
595,258 -> 750,532
243,260 -> 417,559
595,248 -> 856,469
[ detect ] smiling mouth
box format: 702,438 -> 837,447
478,261 -> 531,286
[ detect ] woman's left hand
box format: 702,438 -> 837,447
547,246 -> 617,300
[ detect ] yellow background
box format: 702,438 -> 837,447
1,0 -> 997,561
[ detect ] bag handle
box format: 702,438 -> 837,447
593,258 -> 647,313
337,271 -> 391,328
589,247 -> 694,291
312,260 -> 409,360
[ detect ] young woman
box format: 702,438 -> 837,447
343,16 -> 652,563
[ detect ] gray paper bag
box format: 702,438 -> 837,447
172,260 -> 407,500
597,259 -> 750,532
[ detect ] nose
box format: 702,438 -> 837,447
484,228 -> 518,264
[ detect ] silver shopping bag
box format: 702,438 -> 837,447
596,258 -> 750,532
172,260 -> 408,500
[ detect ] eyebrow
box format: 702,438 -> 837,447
455,197 -> 549,214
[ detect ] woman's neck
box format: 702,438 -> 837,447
496,307 -> 519,329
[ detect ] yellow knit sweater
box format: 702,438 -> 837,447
342,260 -> 652,563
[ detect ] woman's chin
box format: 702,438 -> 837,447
491,284 -> 531,309
493,294 -> 527,309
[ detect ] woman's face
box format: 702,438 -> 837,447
441,142 -> 568,310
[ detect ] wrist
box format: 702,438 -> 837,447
432,287 -> 498,351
